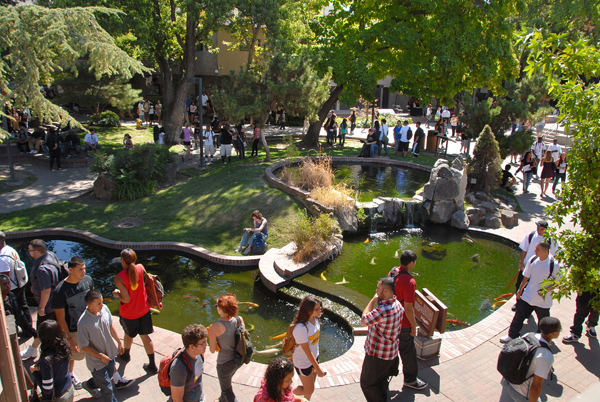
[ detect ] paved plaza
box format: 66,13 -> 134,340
5,121 -> 598,401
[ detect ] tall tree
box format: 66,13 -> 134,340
469,125 -> 502,194
301,0 -> 522,147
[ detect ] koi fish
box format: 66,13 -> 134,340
394,250 -> 399,259
463,237 -> 474,243
255,348 -> 282,355
193,297 -> 200,302
269,332 -> 287,341
494,293 -> 513,301
202,302 -> 208,305
103,297 -> 113,303
267,341 -> 283,348
446,319 -> 470,327
247,324 -> 255,332
335,277 -> 349,285
149,308 -> 161,315
240,302 -> 259,307
364,238 -> 370,244
480,292 -> 492,310
470,254 -> 480,261
492,300 -> 508,309
320,272 -> 327,281
370,257 -> 376,265
184,295 -> 192,298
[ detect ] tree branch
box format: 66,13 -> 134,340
170,0 -> 185,49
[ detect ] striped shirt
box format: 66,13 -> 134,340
363,297 -> 404,360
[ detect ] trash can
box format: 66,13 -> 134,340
426,130 -> 438,152
136,118 -> 142,129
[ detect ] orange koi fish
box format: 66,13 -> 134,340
240,302 -> 259,307
494,293 -> 513,301
269,332 -> 287,341
446,319 -> 470,327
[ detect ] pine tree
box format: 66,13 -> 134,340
470,125 -> 502,194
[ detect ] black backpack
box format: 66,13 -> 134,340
233,316 -> 254,368
407,128 -> 413,141
389,268 -> 412,299
527,231 -> 553,249
40,252 -> 70,287
526,255 -> 556,279
497,333 -> 552,384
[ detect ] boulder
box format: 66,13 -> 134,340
451,210 -> 469,230
436,166 -> 454,179
381,198 -> 403,226
434,159 -> 449,168
422,183 -> 435,200
468,213 -> 482,227
422,242 -> 447,260
93,173 -> 117,201
485,216 -> 502,229
466,207 -> 484,219
432,179 -> 460,200
466,193 -> 476,204
164,162 -> 178,183
480,201 -> 497,213
452,156 -> 465,171
500,210 -> 519,228
430,200 -> 454,223
475,192 -> 493,202
336,207 -> 359,232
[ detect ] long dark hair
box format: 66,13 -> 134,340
37,320 -> 71,364
291,295 -> 321,327
121,249 -> 138,287
264,357 -> 295,402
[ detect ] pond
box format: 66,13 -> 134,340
9,238 -> 353,364
310,225 -> 520,327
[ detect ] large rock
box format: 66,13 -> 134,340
93,173 -> 117,201
436,166 -> 454,179
500,210 -> 519,228
381,198 -> 403,226
475,192 -> 493,202
485,216 -> 502,229
337,207 -> 359,232
434,159 -> 449,168
430,200 -> 454,223
164,162 -> 178,183
432,179 -> 460,200
422,183 -> 435,200
480,201 -> 497,213
452,156 -> 465,171
451,210 -> 469,230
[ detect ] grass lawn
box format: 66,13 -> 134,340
0,169 -> 37,194
1,127 -> 444,255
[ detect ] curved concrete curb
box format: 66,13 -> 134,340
4,228 -> 261,267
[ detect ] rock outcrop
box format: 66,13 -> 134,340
422,157 -> 468,224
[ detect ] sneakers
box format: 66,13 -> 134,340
82,381 -> 101,399
511,304 -> 517,312
117,352 -> 131,362
71,374 -> 83,390
20,346 -> 38,360
586,325 -> 597,339
242,247 -> 252,256
499,335 -> 513,344
143,363 -> 158,375
562,332 -> 580,343
114,379 -> 134,390
234,246 -> 243,253
403,378 -> 428,390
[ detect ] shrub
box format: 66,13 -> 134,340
297,156 -> 334,191
469,125 -> 502,194
91,144 -> 174,201
292,210 -> 340,263
88,111 -> 121,127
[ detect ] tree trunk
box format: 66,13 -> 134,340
300,84 -> 344,147
247,26 -> 259,68
261,112 -> 271,162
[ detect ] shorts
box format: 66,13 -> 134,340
183,141 -> 191,146
220,144 -> 232,157
119,310 -> 154,338
69,332 -> 85,360
462,139 -> 469,148
398,141 -> 409,152
36,311 -> 57,330
295,356 -> 319,377
205,143 -> 215,155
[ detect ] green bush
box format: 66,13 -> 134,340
91,144 -> 175,201
292,210 -> 340,263
88,111 -> 121,127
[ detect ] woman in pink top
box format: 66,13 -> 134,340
113,249 -> 157,373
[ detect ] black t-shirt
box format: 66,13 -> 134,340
501,170 -> 514,187
220,128 -> 232,145
65,134 -> 80,146
51,276 -> 94,332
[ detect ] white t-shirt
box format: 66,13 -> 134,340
399,125 -> 410,142
84,133 -> 98,146
510,334 -> 554,397
442,110 -> 450,119
531,141 -> 546,159
292,320 -> 320,369
557,162 -> 566,174
0,245 -> 20,290
519,231 -> 559,264
548,144 -> 561,161
380,124 -> 389,141
202,94 -> 208,107
521,255 -> 560,309
204,130 -> 214,145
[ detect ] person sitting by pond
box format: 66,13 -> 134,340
254,357 -> 307,402
123,134 -> 134,151
29,127 -> 46,154
208,294 -> 245,402
16,128 -> 30,153
84,129 -> 101,158
64,131 -> 81,158
357,128 -> 378,158
235,210 -> 268,255
500,165 -> 516,192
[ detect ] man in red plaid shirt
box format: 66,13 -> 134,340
360,277 -> 403,402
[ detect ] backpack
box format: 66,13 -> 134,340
527,256 -> 556,279
144,271 -> 165,310
281,323 -> 309,355
252,234 -> 267,255
40,252 -> 70,287
0,253 -> 28,288
407,128 -> 413,141
528,231 -> 553,249
497,332 -> 552,384
233,316 -> 254,368
158,348 -> 198,396
389,268 -> 412,299
180,130 -> 184,139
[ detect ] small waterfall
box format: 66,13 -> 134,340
403,201 -> 420,228
369,209 -> 382,233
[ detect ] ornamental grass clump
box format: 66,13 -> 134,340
310,183 -> 355,214
297,156 -> 334,191
292,211 -> 340,263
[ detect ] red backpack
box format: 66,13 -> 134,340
158,348 -> 197,396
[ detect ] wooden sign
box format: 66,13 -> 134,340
413,290 -> 439,337
422,288 -> 448,334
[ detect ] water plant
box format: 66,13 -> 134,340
292,210 -> 340,263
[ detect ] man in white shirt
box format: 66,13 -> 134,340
84,129 -> 101,157
531,136 -> 547,161
501,241 -> 560,343
547,139 -> 561,162
499,317 -> 561,402
380,119 -> 389,157
203,125 -> 215,164
398,121 -> 411,158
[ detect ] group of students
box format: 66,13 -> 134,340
357,119 -> 426,159
513,137 -> 567,196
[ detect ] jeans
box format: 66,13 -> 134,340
570,291 -> 599,337
240,231 -> 267,247
360,355 -> 395,402
399,328 -> 418,382
251,139 -> 259,156
370,144 -> 380,158
17,142 -> 30,152
552,172 -> 566,192
499,378 -> 534,402
49,148 -> 61,169
217,359 -> 239,402
508,299 -> 550,339
237,141 -> 245,159
523,171 -> 533,191
91,358 -> 117,402
381,142 -> 388,156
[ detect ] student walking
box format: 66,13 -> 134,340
254,357 -> 307,402
291,296 -> 326,401
168,324 -> 208,402
562,290 -> 598,343
552,153 -> 567,194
